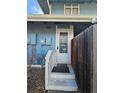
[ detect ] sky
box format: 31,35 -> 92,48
27,0 -> 43,14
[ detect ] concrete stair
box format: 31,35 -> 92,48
48,78 -> 78,91
48,65 -> 77,91
45,51 -> 78,91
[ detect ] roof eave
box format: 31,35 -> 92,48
37,0 -> 50,14
27,14 -> 97,23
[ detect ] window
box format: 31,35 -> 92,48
59,32 -> 68,53
65,4 -> 71,15
65,8 -> 71,15
64,4 -> 80,15
72,8 -> 78,15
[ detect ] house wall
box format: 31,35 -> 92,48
80,3 -> 96,16
51,4 -> 64,15
27,23 -> 56,65
51,3 -> 97,16
27,22 -> 92,65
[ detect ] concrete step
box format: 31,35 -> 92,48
47,78 -> 78,91
50,65 -> 75,79
48,90 -> 77,93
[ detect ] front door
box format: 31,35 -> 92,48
56,26 -> 73,64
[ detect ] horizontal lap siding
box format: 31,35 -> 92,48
51,3 -> 64,15
51,3 -> 96,16
80,3 -> 97,16
27,23 -> 56,65
71,24 -> 97,93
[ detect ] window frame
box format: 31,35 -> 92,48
64,4 -> 80,15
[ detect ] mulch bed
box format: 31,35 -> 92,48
27,67 -> 46,93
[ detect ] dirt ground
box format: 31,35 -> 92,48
27,67 -> 46,93
27,67 -> 78,93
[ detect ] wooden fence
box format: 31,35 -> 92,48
71,24 -> 97,93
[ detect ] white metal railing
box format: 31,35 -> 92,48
45,50 -> 57,90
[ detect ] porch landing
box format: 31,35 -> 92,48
50,64 -> 75,79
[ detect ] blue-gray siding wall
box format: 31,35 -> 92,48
51,4 -> 64,15
51,3 -> 97,16
27,23 -> 56,65
80,3 -> 96,16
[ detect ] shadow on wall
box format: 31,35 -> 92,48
27,35 -> 54,65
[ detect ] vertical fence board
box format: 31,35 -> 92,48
71,39 -> 74,67
93,24 -> 97,93
71,24 -> 97,93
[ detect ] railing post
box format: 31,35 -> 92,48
45,50 -> 52,90
45,50 -> 56,90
